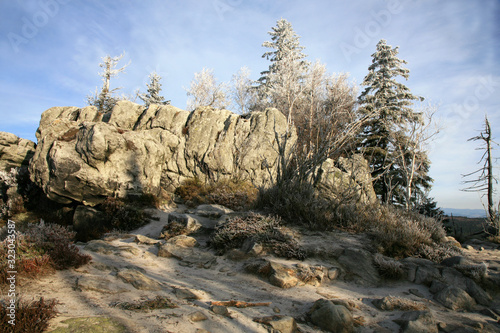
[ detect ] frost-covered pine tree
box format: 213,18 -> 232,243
357,39 -> 425,205
257,18 -> 310,121
87,53 -> 129,114
138,71 -> 170,108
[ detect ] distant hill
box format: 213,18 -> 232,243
442,208 -> 486,218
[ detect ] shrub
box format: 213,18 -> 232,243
417,243 -> 462,263
211,213 -> 305,259
101,197 -> 152,232
0,221 -> 91,284
23,221 -> 91,270
174,177 -> 208,207
175,177 -> 258,210
0,298 -> 59,333
373,253 -> 404,279
367,205 -> 450,259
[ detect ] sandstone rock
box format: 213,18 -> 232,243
394,311 -> 438,333
134,234 -> 160,245
211,305 -> 230,317
167,235 -> 198,247
269,263 -> 299,289
337,248 -> 379,286
84,240 -> 118,255
116,268 -> 163,291
465,278 -> 492,306
317,155 -> 377,205
434,286 -> 476,310
194,204 -> 234,218
49,316 -> 128,333
188,311 -> 208,322
255,315 -> 298,333
29,103 -> 302,205
0,131 -> 36,171
157,243 -> 217,268
173,287 -> 202,300
402,257 -> 440,285
309,299 -> 354,333
160,212 -> 202,239
76,275 -> 130,294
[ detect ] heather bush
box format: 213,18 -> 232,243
0,221 -> 91,284
369,205 -> 449,259
101,197 -> 152,231
0,297 -> 59,333
211,213 -> 305,259
373,253 -> 404,279
175,177 -> 258,210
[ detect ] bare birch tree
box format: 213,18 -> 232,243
230,67 -> 257,114
392,106 -> 440,210
186,68 -> 230,110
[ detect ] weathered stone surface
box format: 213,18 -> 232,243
49,316 -> 128,333
157,243 -> 217,268
160,212 -> 202,239
434,286 -> 476,310
188,311 -> 208,322
134,234 -> 160,245
29,102 -> 302,206
309,299 -> 354,333
167,235 -> 198,247
263,316 -> 298,333
394,311 -> 438,333
337,248 -> 379,286
0,131 -> 36,171
194,204 -> 234,218
84,240 -> 141,256
116,268 -> 163,291
317,155 -> 377,205
173,287 -> 202,300
76,275 -> 130,294
465,278 -> 492,306
402,257 -> 440,285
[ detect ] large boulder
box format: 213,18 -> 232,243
29,101 -> 298,205
0,131 -> 36,171
317,155 -> 377,205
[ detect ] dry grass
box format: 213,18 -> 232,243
372,296 -> 428,311
175,177 -> 258,210
0,221 -> 91,285
0,297 -> 59,333
211,213 -> 305,259
373,253 -> 404,279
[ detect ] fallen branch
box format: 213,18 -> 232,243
210,300 -> 272,308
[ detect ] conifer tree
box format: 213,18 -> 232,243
87,53 -> 129,114
138,71 -> 170,108
257,18 -> 310,122
357,39 -> 425,205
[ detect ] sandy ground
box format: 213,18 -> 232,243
9,208 -> 500,333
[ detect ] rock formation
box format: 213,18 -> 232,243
0,131 -> 36,171
29,101 -> 296,205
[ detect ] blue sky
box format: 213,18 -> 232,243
1,0 -> 499,210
